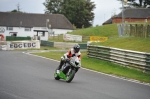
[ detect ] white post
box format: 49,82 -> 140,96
48,24 -> 51,37
121,0 -> 125,36
46,19 -> 49,30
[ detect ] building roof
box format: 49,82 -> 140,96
102,17 -> 112,25
115,8 -> 150,18
0,12 -> 73,30
102,8 -> 150,25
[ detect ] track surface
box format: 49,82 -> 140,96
0,51 -> 150,99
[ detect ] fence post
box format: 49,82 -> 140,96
147,25 -> 150,38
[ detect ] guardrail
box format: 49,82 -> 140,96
87,45 -> 150,73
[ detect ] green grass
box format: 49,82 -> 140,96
32,51 -> 150,83
91,37 -> 150,53
40,46 -> 67,50
13,46 -> 66,51
69,24 -> 118,37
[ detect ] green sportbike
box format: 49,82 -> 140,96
54,57 -> 81,83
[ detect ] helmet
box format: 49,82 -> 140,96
73,44 -> 80,53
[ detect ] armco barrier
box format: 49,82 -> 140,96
87,45 -> 150,73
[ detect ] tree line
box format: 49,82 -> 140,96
118,0 -> 150,8
43,0 -> 150,28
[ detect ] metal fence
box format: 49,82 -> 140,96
118,24 -> 150,38
6,36 -> 31,41
87,45 -> 150,73
41,40 -> 54,47
82,36 -> 90,42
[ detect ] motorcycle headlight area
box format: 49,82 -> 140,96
75,61 -> 79,65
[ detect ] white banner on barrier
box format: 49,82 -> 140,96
7,40 -> 40,50
63,34 -> 82,42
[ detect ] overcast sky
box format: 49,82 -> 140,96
0,0 -> 122,26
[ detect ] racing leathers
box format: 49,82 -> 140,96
58,48 -> 81,70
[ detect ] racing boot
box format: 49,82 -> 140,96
57,59 -> 65,74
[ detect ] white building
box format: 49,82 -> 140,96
0,12 -> 74,41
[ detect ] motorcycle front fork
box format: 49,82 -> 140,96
67,68 -> 71,76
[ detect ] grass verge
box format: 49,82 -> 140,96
13,46 -> 67,51
91,37 -> 150,53
31,51 -> 150,83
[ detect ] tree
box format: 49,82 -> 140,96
43,0 -> 63,14
11,9 -> 18,12
118,0 -> 150,8
43,0 -> 96,28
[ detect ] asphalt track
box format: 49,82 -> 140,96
0,51 -> 150,99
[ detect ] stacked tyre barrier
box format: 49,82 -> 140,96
87,45 -> 150,73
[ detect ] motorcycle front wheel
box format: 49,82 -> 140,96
66,70 -> 76,83
54,68 -> 60,80
54,73 -> 60,80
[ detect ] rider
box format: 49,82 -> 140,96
57,44 -> 81,72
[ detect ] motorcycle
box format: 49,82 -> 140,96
54,56 -> 81,83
